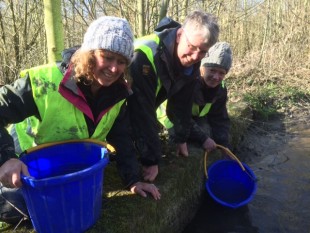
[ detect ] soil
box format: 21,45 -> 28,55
236,106 -> 310,163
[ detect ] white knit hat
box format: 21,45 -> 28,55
81,16 -> 134,63
201,42 -> 232,72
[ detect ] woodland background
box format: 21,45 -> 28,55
0,1 -> 310,232
0,0 -> 309,118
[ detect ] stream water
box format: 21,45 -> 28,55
183,114 -> 310,233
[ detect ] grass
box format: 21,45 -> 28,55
242,84 -> 310,120
92,147 -> 207,233
226,51 -> 310,121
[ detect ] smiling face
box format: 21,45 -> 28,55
201,66 -> 227,88
176,28 -> 210,67
91,49 -> 128,88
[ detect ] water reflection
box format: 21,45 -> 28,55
183,120 -> 310,233
183,192 -> 259,233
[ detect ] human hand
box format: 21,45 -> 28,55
202,137 -> 216,152
176,143 -> 188,157
0,158 -> 30,188
142,165 -> 158,182
130,182 -> 161,200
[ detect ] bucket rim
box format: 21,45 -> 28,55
22,139 -> 111,155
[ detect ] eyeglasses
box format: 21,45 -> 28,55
183,30 -> 209,56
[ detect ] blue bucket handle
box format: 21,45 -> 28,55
204,144 -> 255,181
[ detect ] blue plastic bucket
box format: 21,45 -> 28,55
205,160 -> 257,208
20,141 -> 109,233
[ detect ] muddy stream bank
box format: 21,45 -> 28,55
183,110 -> 310,233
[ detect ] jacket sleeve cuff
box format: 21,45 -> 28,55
140,157 -> 159,166
0,146 -> 18,167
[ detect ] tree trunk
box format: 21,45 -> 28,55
43,0 -> 64,62
159,0 -> 169,21
137,0 -> 145,36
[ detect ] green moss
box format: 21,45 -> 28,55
88,146 -> 207,233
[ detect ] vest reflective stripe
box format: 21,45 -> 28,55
156,80 -> 226,128
13,63 -> 125,152
134,34 -> 162,95
192,103 -> 212,117
14,117 -> 39,151
156,100 -> 174,129
157,100 -> 213,129
136,34 -> 173,128
192,80 -> 225,117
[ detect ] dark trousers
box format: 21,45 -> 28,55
0,185 -> 29,224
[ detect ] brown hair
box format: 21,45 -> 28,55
70,49 -> 132,87
70,49 -> 96,84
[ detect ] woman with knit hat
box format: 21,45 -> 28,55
0,16 -> 160,226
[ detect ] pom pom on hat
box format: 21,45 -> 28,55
201,42 -> 232,72
81,16 -> 134,63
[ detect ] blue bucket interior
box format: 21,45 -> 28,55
20,142 -> 109,233
20,142 -> 108,182
206,160 -> 257,208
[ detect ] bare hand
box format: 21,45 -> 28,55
130,182 -> 161,200
202,137 -> 216,152
0,158 -> 30,188
142,165 -> 158,182
176,143 -> 189,157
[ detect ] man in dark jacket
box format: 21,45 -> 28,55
128,11 -> 219,181
157,42 -> 232,153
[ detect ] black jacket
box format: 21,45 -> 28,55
189,78 -> 231,148
0,48 -> 140,187
128,28 -> 200,166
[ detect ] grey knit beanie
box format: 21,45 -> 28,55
81,16 -> 134,63
201,42 -> 232,72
